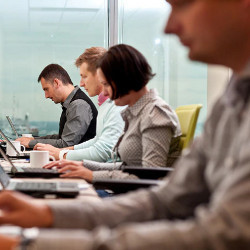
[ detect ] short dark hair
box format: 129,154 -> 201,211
97,44 -> 155,99
75,47 -> 107,74
37,64 -> 73,85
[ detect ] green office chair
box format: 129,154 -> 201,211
175,104 -> 203,149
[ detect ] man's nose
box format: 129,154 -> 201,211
164,13 -> 179,35
80,80 -> 85,87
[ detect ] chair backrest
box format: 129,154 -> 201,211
175,104 -> 202,150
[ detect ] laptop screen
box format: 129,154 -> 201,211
6,116 -> 19,139
0,129 -> 20,156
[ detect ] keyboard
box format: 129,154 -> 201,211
58,182 -> 78,188
15,182 -> 57,191
22,168 -> 58,173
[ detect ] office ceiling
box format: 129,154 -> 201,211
0,0 -> 105,43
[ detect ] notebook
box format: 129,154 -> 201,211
6,116 -> 19,139
0,147 -> 60,178
0,164 -> 79,198
0,129 -> 30,159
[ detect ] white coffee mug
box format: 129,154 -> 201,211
22,133 -> 33,138
29,151 -> 55,168
6,141 -> 25,156
30,151 -> 55,168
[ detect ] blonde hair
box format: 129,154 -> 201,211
75,47 -> 107,74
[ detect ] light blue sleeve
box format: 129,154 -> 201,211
66,104 -> 124,162
73,136 -> 98,150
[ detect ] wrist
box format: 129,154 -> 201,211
42,205 -> 53,227
59,149 -> 70,160
85,169 -> 93,183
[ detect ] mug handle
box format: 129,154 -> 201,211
20,145 -> 26,152
49,155 -> 56,161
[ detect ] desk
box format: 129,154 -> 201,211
0,159 -> 100,202
0,159 -> 101,243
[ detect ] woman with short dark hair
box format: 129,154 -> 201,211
98,44 -> 154,99
45,44 -> 182,182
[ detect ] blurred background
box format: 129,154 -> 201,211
0,0 -> 210,139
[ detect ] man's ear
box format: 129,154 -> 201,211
53,78 -> 62,88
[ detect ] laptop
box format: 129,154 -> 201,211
0,164 -> 79,198
0,129 -> 30,159
0,147 -> 60,178
6,116 -> 19,139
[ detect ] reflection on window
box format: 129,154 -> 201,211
118,0 -> 207,135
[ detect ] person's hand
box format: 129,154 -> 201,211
15,137 -> 33,148
44,160 -> 93,182
34,143 -> 60,160
43,159 -> 82,169
59,163 -> 93,183
0,234 -> 20,250
0,191 -> 53,228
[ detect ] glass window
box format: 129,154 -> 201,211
0,0 -> 207,140
0,0 -> 108,138
118,0 -> 207,135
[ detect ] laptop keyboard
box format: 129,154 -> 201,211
58,182 -> 78,188
15,182 -> 57,190
22,168 -> 58,173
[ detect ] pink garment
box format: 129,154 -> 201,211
98,92 -> 109,106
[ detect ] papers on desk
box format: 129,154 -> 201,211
0,159 -> 29,165
0,159 -> 30,172
0,225 -> 22,236
11,159 -> 30,163
78,183 -> 90,190
0,226 -> 39,238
